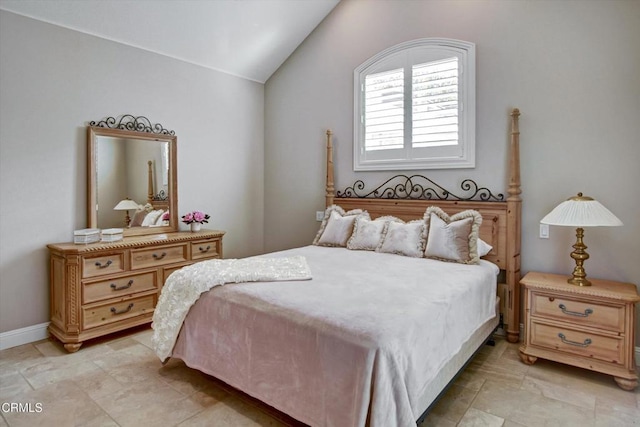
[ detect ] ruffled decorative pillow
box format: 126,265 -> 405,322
377,218 -> 426,258
423,206 -> 482,264
347,216 -> 399,251
313,205 -> 368,247
141,209 -> 164,227
129,209 -> 148,227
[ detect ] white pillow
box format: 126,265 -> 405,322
313,205 -> 368,247
347,217 -> 387,251
424,206 -> 482,264
141,209 -> 164,227
377,219 -> 426,258
478,238 -> 493,257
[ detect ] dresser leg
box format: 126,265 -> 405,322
518,349 -> 537,365
614,376 -> 638,391
63,343 -> 82,353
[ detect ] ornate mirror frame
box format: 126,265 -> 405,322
87,115 -> 178,236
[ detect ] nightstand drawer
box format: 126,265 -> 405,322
83,271 -> 158,304
130,244 -> 188,269
83,294 -> 156,330
530,321 -> 624,364
531,292 -> 624,332
190,239 -> 221,261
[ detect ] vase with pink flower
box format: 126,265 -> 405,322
181,210 -> 210,232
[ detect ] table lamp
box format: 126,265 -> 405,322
540,193 -> 623,286
113,198 -> 139,227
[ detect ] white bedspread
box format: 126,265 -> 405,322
168,246 -> 498,426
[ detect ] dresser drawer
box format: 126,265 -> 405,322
530,321 -> 624,364
531,292 -> 625,332
190,239 -> 221,261
130,244 -> 188,270
83,294 -> 156,330
83,271 -> 158,304
82,252 -> 125,278
163,265 -> 185,284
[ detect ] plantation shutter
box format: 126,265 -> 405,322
364,68 -> 404,151
412,57 -> 459,148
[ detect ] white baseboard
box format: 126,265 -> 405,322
0,322 -> 49,351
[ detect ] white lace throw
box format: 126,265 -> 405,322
151,256 -> 311,362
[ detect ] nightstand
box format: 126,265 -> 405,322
519,271 -> 639,390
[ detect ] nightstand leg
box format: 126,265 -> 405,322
518,349 -> 537,365
614,376 -> 638,391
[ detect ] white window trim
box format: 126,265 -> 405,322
354,38 -> 476,171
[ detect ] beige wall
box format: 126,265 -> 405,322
264,0 -> 640,341
0,11 -> 265,333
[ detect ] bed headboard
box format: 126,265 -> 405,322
324,109 -> 522,343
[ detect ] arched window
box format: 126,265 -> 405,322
354,38 -> 475,171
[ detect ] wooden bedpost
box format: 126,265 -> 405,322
506,108 -> 522,343
325,130 -> 335,207
147,160 -> 154,204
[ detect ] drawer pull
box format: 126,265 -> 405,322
152,252 -> 167,260
558,333 -> 592,348
199,245 -> 211,253
558,303 -> 593,317
95,260 -> 113,269
110,303 -> 134,315
110,280 -> 133,291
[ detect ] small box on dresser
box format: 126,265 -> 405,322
48,229 -> 224,352
519,271 -> 639,390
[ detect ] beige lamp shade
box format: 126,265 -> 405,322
540,193 -> 622,286
113,199 -> 140,211
540,194 -> 623,227
113,198 -> 139,227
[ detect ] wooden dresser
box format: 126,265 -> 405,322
47,229 -> 224,352
519,271 -> 639,390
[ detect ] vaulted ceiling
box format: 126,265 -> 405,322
0,0 -> 340,83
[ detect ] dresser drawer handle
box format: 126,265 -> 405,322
558,333 -> 592,347
110,280 -> 133,291
152,252 -> 167,260
558,304 -> 593,317
95,260 -> 113,269
199,245 -> 211,253
110,303 -> 134,315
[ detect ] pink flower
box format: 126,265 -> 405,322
181,212 -> 194,224
162,211 -> 170,221
181,210 -> 210,225
193,211 -> 205,223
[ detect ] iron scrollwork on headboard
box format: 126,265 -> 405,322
89,114 -> 175,135
336,175 -> 504,201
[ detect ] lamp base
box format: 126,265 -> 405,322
568,227 -> 592,286
567,277 -> 592,287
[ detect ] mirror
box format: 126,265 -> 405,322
87,116 -> 178,236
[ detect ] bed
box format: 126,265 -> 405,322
153,109 -> 522,426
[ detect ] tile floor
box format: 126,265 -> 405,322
0,327 -> 638,426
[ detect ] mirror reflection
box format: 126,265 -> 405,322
87,119 -> 178,236
96,137 -> 170,229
